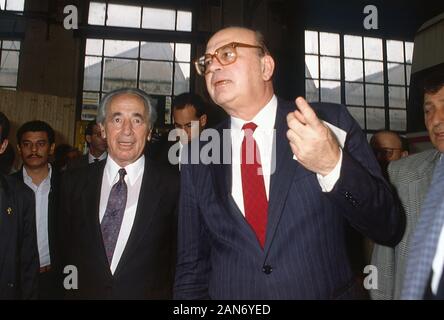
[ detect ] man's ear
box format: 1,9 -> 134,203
199,114 -> 207,128
0,139 -> 8,155
99,123 -> 106,139
49,143 -> 56,156
147,129 -> 152,142
261,54 -> 275,81
85,134 -> 92,144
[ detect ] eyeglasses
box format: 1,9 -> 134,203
373,147 -> 402,158
194,42 -> 264,76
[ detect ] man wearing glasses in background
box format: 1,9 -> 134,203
174,27 -> 404,299
370,130 -> 409,179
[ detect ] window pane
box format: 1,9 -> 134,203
344,35 -> 362,59
0,0 -> 5,10
388,63 -> 405,85
366,108 -> 385,130
365,61 -> 384,83
390,110 -> 406,131
177,11 -> 192,32
107,4 -> 141,28
320,57 -> 340,80
142,7 -> 175,31
305,55 -> 318,78
306,79 -> 319,102
83,56 -> 102,91
388,86 -> 406,108
320,32 -> 339,56
386,40 -> 404,63
405,42 -> 414,63
304,31 -> 318,54
102,58 -> 138,92
366,84 -> 384,106
141,42 -> 174,61
175,43 -> 191,62
85,39 -> 103,56
0,50 -> 19,86
347,107 -> 365,129
6,0 -> 24,11
345,82 -> 364,106
104,40 -> 139,59
88,2 -> 106,26
82,92 -> 100,121
139,61 -> 173,95
364,37 -> 383,60
2,41 -> 20,50
345,59 -> 363,81
174,63 -> 190,95
406,64 -> 412,86
320,80 -> 341,103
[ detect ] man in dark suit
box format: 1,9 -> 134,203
68,120 -> 107,170
173,27 -> 404,299
148,93 -> 208,171
59,88 -> 179,299
12,120 -> 61,299
0,112 -> 39,299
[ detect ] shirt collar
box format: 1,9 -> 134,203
88,151 -> 107,163
105,155 -> 145,186
22,163 -> 52,185
230,95 -> 277,131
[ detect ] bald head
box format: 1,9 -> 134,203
203,27 -> 275,120
371,131 -> 409,173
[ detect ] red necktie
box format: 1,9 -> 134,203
241,122 -> 268,248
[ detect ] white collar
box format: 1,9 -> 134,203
230,95 -> 277,131
105,155 -> 145,186
22,163 -> 52,185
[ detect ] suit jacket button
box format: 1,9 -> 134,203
262,265 -> 272,275
7,283 -> 14,288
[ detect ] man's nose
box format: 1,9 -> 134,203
431,107 -> 444,127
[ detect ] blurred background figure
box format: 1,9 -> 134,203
0,144 -> 15,174
68,120 -> 107,170
53,144 -> 81,173
370,130 -> 409,177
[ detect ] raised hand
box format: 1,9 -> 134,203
286,97 -> 341,176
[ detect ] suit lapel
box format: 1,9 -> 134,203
80,162 -> 111,275
113,158 -> 162,276
264,100 -> 312,253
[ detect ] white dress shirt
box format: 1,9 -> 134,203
431,154 -> 444,294
88,151 -> 107,164
230,95 -> 343,216
23,165 -> 52,267
99,155 -> 145,274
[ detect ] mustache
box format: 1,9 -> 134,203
26,154 -> 43,159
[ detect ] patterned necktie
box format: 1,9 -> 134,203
402,155 -> 444,299
101,168 -> 127,265
241,122 -> 268,248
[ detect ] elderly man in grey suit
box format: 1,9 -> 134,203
371,72 -> 444,299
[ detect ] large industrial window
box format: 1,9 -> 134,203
82,2 -> 192,125
0,40 -> 20,90
0,0 -> 24,90
0,0 -> 25,11
305,30 -> 413,132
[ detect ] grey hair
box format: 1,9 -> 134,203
96,88 -> 157,128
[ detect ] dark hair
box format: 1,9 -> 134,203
0,111 -> 10,143
173,93 -> 207,118
85,120 -> 98,136
423,71 -> 444,95
16,120 -> 55,145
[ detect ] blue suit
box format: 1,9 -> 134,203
174,99 -> 404,299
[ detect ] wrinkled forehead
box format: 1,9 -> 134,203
206,28 -> 256,53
